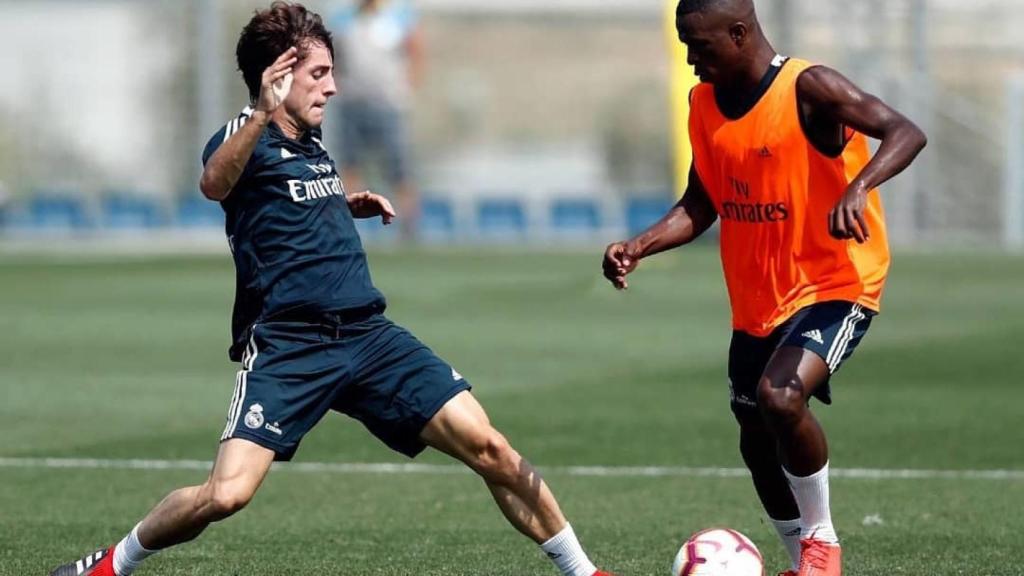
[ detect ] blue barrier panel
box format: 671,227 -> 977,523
551,198 -> 601,232
420,197 -> 455,236
478,198 -> 526,237
102,194 -> 164,229
29,195 -> 91,230
626,197 -> 674,236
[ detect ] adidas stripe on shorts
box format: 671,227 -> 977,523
727,300 -> 875,412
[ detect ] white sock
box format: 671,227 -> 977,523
769,517 -> 802,571
112,523 -> 158,576
540,523 -> 598,576
784,462 -> 839,544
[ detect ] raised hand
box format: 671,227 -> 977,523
347,191 -> 396,224
256,47 -> 298,114
602,241 -> 642,290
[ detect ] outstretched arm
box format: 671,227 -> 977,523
602,165 -> 718,290
797,65 -> 928,243
200,47 -> 298,201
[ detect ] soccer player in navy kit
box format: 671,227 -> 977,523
49,4 -> 611,576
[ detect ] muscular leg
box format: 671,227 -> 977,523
758,345 -> 841,555
136,439 -> 275,549
736,409 -> 802,570
736,411 -> 799,520
419,390 -> 565,542
756,346 -> 830,475
63,439 -> 278,575
419,391 -> 600,576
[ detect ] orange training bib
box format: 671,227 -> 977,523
688,58 -> 890,336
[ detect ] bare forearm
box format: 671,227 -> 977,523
849,120 -> 927,193
796,66 -> 927,195
630,203 -> 699,258
200,111 -> 271,201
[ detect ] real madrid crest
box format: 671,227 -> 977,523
244,403 -> 264,429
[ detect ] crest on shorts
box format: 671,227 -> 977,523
244,403 -> 265,429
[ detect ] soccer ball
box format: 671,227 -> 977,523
671,528 -> 764,576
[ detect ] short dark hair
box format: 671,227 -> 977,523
236,2 -> 334,101
677,0 -> 719,15
676,0 -> 750,16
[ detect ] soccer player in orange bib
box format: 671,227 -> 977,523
603,1 -> 926,575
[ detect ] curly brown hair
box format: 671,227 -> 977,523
236,2 -> 334,101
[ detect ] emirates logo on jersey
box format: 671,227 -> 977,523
721,201 -> 790,223
286,176 -> 345,203
721,176 -> 789,223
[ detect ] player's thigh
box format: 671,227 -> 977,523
418,389 -> 494,461
335,316 -> 470,458
760,345 -> 830,403
207,438 -> 276,496
778,301 -> 874,374
768,300 -> 875,403
728,329 -> 779,419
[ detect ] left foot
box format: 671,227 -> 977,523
796,539 -> 841,576
48,547 -> 117,576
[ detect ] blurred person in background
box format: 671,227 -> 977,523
602,1 -> 926,576
47,4 -> 611,576
333,0 -> 424,242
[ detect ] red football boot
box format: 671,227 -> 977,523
48,546 -> 117,576
796,538 -> 841,576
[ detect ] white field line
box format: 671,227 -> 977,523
1,457 -> 1022,481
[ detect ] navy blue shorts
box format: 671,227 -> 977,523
728,300 -> 874,414
220,312 -> 471,461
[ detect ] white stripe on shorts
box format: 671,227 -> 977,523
221,331 -> 259,440
220,371 -> 243,441
826,304 -> 865,372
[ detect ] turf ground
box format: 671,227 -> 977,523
1,247 -> 1022,575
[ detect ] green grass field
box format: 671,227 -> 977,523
2,247 -> 1023,575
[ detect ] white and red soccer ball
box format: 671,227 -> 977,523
671,528 -> 764,576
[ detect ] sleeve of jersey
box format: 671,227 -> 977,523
201,127 -> 228,166
200,124 -> 259,189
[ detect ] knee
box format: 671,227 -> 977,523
467,429 -> 520,484
756,376 -> 806,425
203,478 -> 256,521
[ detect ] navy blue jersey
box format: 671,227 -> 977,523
202,106 -> 386,362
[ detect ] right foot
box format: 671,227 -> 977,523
48,546 -> 116,576
796,539 -> 841,576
